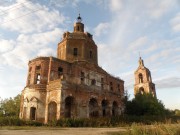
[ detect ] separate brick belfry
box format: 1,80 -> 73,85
19,14 -> 125,123
134,57 -> 156,97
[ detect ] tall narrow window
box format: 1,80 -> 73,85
117,84 -> 120,92
110,82 -> 113,91
91,79 -> 96,85
90,51 -> 93,58
73,48 -> 78,56
139,73 -> 143,83
101,78 -> 104,90
36,73 -> 41,84
35,65 -> 41,84
58,67 -> 63,77
81,71 -> 85,83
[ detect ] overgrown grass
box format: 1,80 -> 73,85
107,123 -> 180,135
0,115 -> 180,128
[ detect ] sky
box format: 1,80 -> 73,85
0,0 -> 180,110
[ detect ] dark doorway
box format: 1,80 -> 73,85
89,98 -> 99,117
112,101 -> 118,116
65,96 -> 75,118
102,100 -> 108,117
30,107 -> 36,120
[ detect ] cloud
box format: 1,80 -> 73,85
0,28 -> 63,69
109,0 -> 123,12
155,77 -> 180,89
147,0 -> 174,19
94,22 -> 110,36
128,36 -> 148,51
37,48 -> 55,56
0,39 -> 15,53
170,12 -> 180,32
0,0 -> 66,33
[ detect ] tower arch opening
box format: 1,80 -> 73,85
138,73 -> 143,83
112,101 -> 118,116
102,99 -> 109,117
64,96 -> 75,118
89,98 -> 99,117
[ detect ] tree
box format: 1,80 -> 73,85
125,92 -> 166,116
0,94 -> 21,117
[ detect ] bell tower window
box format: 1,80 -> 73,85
138,73 -> 143,83
73,48 -> 78,56
35,65 -> 41,84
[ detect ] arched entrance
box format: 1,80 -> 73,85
65,96 -> 75,118
112,101 -> 118,116
102,99 -> 109,117
89,98 -> 99,117
48,101 -> 57,121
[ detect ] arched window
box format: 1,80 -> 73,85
139,87 -> 144,94
91,79 -> 96,85
138,73 -> 143,83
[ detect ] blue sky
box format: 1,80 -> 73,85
0,0 -> 180,110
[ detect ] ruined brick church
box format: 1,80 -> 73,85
19,15 -> 125,123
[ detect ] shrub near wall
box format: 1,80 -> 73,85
0,117 -> 43,126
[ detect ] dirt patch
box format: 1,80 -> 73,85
0,127 -> 126,135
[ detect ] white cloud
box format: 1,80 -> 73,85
147,0 -> 174,19
0,28 -> 63,69
0,0 -> 66,33
37,48 -> 55,56
109,0 -> 123,12
94,22 -> 110,36
128,36 -> 148,51
0,39 -> 15,53
155,77 -> 180,89
170,12 -> 180,32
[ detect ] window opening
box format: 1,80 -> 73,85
58,67 -> 63,77
90,51 -> 93,58
81,71 -> 85,83
73,48 -> 78,56
91,79 -> 96,85
110,82 -> 113,91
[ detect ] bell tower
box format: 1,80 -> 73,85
57,14 -> 98,65
134,57 -> 156,97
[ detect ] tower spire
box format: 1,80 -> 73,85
77,13 -> 82,23
139,56 -> 144,67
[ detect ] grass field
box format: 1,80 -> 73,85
0,124 -> 180,135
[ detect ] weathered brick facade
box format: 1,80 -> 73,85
19,15 -> 125,123
134,57 -> 156,97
